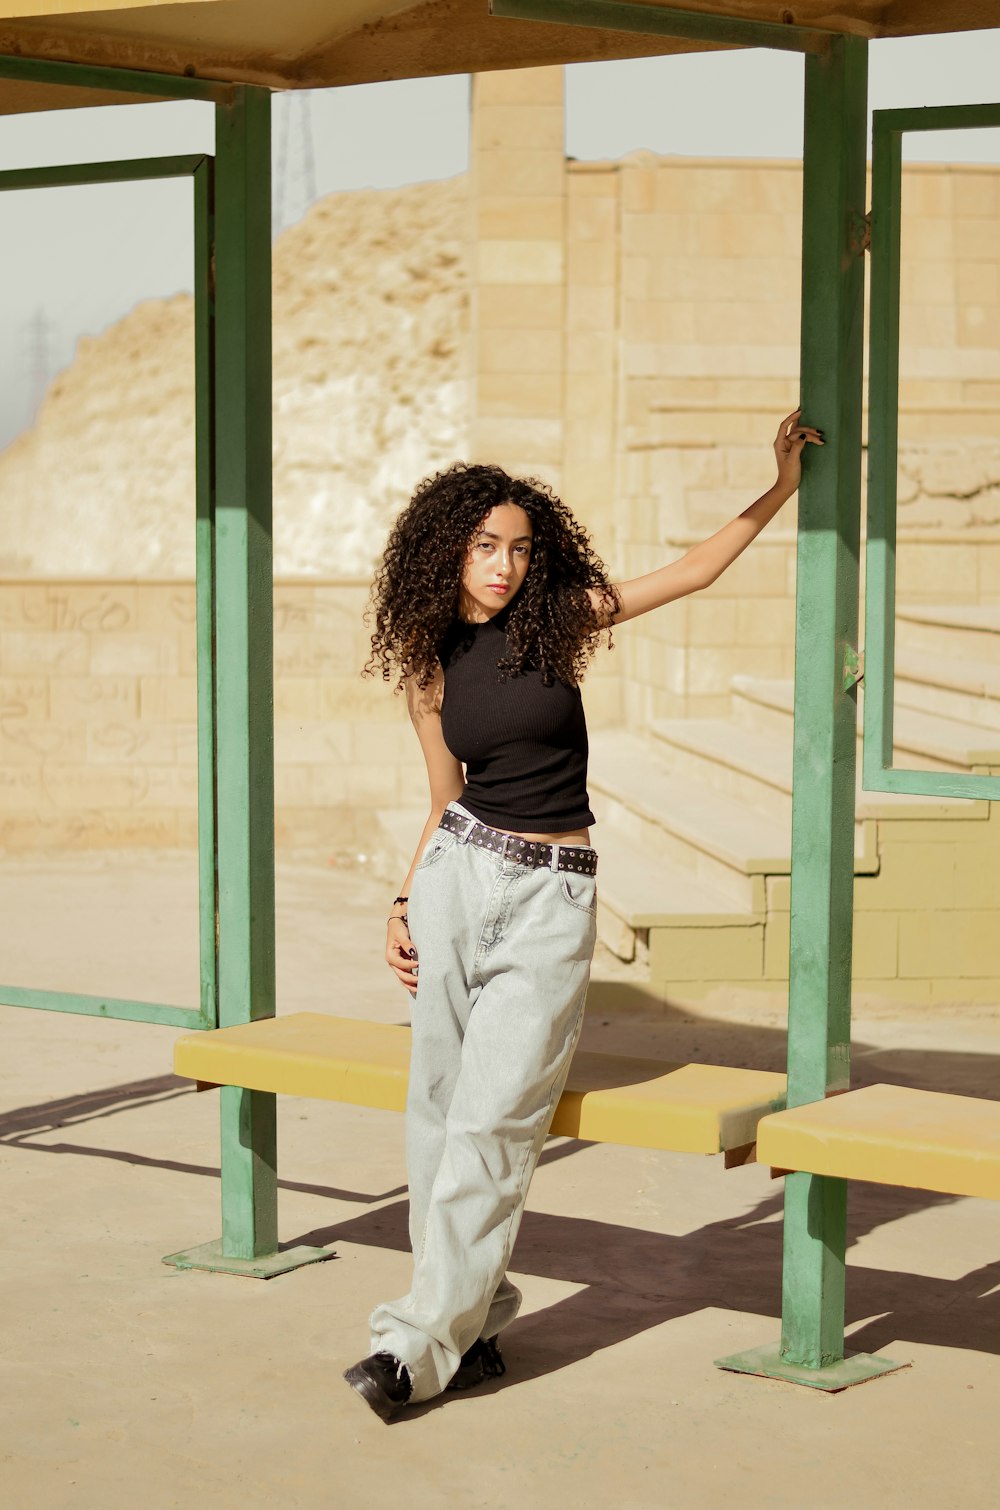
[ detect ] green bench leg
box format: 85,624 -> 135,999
165,1086 -> 328,1279
717,35 -> 900,1389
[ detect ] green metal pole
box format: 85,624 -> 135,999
777,39 -> 900,1383
164,85 -> 331,1278
779,36 -> 869,1370
718,34 -> 899,1388
213,84 -> 279,1264
193,153 -> 220,1030
779,32 -> 864,1383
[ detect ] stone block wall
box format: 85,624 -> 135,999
465,73 -> 1000,724
470,65 -> 567,489
0,581 -> 421,853
4,68 -> 1000,850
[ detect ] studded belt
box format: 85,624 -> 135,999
437,809 -> 598,877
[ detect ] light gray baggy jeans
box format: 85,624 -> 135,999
368,801 -> 597,1403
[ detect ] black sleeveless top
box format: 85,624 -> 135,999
438,604 -> 594,833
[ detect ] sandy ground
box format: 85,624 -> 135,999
2,850 -> 999,1510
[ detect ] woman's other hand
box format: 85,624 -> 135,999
386,917 -> 419,995
774,408 -> 824,496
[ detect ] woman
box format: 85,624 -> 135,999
344,410 -> 822,1421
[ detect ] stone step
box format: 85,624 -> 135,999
732,655 -> 1000,738
730,677 -> 1000,772
589,729 -> 794,911
893,648 -> 1000,732
895,604 -> 1000,668
655,697 -> 981,828
650,715 -> 794,821
592,826 -> 757,962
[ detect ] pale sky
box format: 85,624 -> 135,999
2,31 -> 1000,450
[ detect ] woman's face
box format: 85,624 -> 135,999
458,503 -> 533,622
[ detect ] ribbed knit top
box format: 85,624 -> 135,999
439,604 -> 594,833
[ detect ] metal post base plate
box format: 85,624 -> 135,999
162,1239 -> 335,1279
715,1342 -> 908,1391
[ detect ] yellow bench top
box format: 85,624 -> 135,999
757,1083 -> 1000,1201
173,1012 -> 787,1156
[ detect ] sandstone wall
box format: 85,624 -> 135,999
0,579 -> 418,853
2,65 -> 1000,849
611,154 -> 1000,721
464,70 -> 1000,727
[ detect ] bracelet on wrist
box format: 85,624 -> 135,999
388,893 -> 410,929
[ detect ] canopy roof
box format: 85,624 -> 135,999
2,1 -> 999,113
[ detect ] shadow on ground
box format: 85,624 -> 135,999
3,986 -> 999,1388
7,984 -> 1000,1383
582,981 -> 1000,1099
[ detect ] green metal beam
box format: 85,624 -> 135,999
787,33 -> 868,1117
863,767 -> 1000,800
0,156 -> 208,193
865,118 -> 902,785
193,152 -> 220,1028
0,51 -> 232,104
0,149 -> 216,1033
780,31 -> 868,1374
864,101 -> 1000,805
718,34 -> 899,1390
211,84 -> 278,1264
874,102 -> 1000,134
164,86 -> 331,1278
0,984 -> 210,1029
489,0 -> 832,54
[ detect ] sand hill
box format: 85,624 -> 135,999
0,175 -> 470,579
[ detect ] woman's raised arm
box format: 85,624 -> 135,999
590,410 -> 823,627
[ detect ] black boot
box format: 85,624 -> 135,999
343,1352 -> 413,1422
446,1335 -> 506,1392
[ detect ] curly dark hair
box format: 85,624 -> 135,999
364,462 -> 619,690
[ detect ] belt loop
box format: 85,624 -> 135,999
549,842 -> 561,874
457,813 -> 475,844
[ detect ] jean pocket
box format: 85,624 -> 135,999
414,831 -> 457,872
559,872 -> 598,916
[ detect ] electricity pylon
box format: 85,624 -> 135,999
273,90 -> 318,236
26,306 -> 52,428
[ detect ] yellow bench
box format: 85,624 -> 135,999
173,1011 -> 787,1157
757,1082 -> 1000,1201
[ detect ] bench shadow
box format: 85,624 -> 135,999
0,1076 -> 407,1205
0,1075 -> 193,1136
4,986 -> 998,1353
297,1175 -> 1000,1409
582,981 -> 1000,1100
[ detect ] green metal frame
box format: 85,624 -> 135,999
865,102 -> 1000,803
719,34 -> 901,1392
489,0 -> 833,53
11,26 -> 984,1307
0,151 -> 218,1032
165,86 -> 328,1276
0,53 -> 327,1274
0,52 -> 233,103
